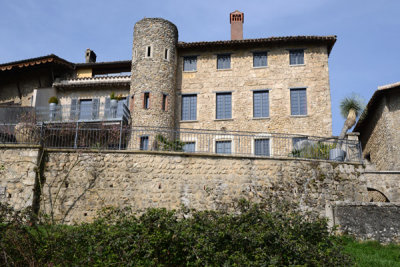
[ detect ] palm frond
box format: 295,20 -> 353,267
339,94 -> 365,119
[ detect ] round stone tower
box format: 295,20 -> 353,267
130,18 -> 178,130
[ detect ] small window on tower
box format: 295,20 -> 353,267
164,48 -> 169,60
145,46 -> 152,58
144,92 -> 150,109
162,94 -> 168,111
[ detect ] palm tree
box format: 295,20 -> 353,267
338,94 -> 365,140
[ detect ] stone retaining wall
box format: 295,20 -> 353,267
40,150 -> 366,224
328,202 -> 400,243
0,145 -> 40,210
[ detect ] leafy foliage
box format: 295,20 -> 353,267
155,134 -> 185,151
0,201 -> 352,266
339,94 -> 365,119
290,141 -> 336,160
48,96 -> 59,105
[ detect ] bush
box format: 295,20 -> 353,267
48,96 -> 59,104
291,141 -> 336,160
0,202 -> 352,266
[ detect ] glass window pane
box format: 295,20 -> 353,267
182,95 -> 197,120
183,56 -> 197,71
253,52 -> 267,67
216,93 -> 232,119
253,91 -> 269,118
216,141 -> 231,154
217,54 -> 231,69
255,139 -> 270,156
183,142 -> 195,152
290,50 -> 304,65
79,100 -> 92,120
290,88 -> 307,115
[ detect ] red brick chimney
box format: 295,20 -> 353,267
230,10 -> 244,40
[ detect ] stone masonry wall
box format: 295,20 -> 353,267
177,45 -> 332,137
363,171 -> 400,202
329,202 -> 400,243
0,146 -> 40,210
361,93 -> 400,171
41,150 -> 366,224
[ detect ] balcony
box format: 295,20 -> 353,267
35,103 -> 130,124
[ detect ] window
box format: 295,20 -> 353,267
143,92 -> 150,109
289,49 -> 304,65
216,141 -> 231,154
290,88 -> 307,115
253,90 -> 269,118
181,94 -> 197,120
78,99 -> 99,121
140,136 -> 149,150
254,139 -> 270,156
164,48 -> 169,60
217,54 -> 231,69
162,94 -> 168,111
253,52 -> 268,67
145,46 -> 152,58
216,92 -> 232,119
183,142 -> 195,153
183,56 -> 197,71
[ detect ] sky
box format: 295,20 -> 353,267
1,0 -> 399,135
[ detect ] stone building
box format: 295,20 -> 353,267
0,11 -> 338,154
354,82 -> 400,171
354,82 -> 400,202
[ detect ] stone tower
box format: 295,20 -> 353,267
130,18 -> 178,129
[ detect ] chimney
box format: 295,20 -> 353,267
85,49 -> 97,63
230,10 -> 244,40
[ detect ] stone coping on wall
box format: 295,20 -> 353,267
42,148 -> 363,165
364,171 -> 400,174
0,144 -> 42,149
330,201 -> 400,207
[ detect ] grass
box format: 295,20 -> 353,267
342,236 -> 400,266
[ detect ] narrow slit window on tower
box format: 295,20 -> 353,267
146,46 -> 152,58
162,94 -> 168,111
164,48 -> 169,60
144,92 -> 150,109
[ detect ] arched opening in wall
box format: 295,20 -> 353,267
367,188 -> 390,202
365,153 -> 371,162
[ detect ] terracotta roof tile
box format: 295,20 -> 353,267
178,36 -> 337,55
0,54 -> 74,71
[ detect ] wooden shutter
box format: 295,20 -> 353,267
299,89 -> 307,115
291,89 -> 307,115
104,97 -> 110,119
291,90 -> 300,115
216,93 -> 232,119
70,98 -> 78,120
91,98 -> 100,120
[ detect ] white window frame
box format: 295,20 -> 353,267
213,135 -> 234,154
145,45 -> 153,58
251,134 -> 272,156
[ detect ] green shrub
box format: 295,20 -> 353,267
290,141 -> 336,160
0,202 -> 352,266
155,134 -> 185,151
48,96 -> 59,104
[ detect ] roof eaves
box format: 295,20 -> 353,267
0,54 -> 75,71
354,83 -> 400,132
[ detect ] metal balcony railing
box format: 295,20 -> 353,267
0,124 -> 362,163
35,103 -> 130,123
